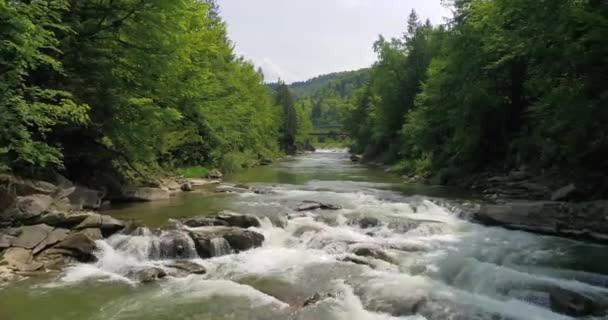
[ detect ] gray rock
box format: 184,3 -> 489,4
12,224 -> 54,249
54,229 -> 102,262
216,212 -> 260,228
549,287 -> 606,317
74,213 -> 125,237
0,175 -> 57,196
551,184 -> 578,201
2,247 -> 43,272
357,217 -> 380,229
350,154 -> 362,162
182,217 -> 229,228
34,211 -> 92,229
181,182 -> 193,192
3,194 -> 54,222
32,227 -> 70,254
296,201 -> 342,212
124,187 -> 170,202
67,185 -> 105,210
166,260 -> 206,275
208,169 -> 223,179
352,246 -> 395,264
155,231 -> 197,260
188,227 -> 264,258
0,234 -> 15,249
474,200 -> 608,243
127,267 -> 167,283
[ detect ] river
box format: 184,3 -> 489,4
1,149 -> 607,319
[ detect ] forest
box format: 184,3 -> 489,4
341,0 -> 608,194
0,0 -> 304,188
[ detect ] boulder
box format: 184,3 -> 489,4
74,213 -> 125,237
12,224 -> 55,249
3,194 -> 54,222
155,231 -> 197,260
338,255 -> 376,269
238,275 -> 309,307
551,184 -> 579,202
67,185 -> 104,210
302,292 -> 336,307
473,201 -> 608,243
166,260 -> 206,275
31,228 -> 70,254
208,169 -> 223,179
2,247 -> 43,272
549,287 -> 606,317
296,201 -> 342,212
357,217 -> 380,229
188,227 -> 264,258
0,234 -> 15,249
181,217 -> 229,228
216,212 -> 261,229
350,154 -> 362,162
124,187 -> 170,202
0,175 -> 57,196
352,246 -> 395,264
33,211 -> 92,229
126,267 -> 167,283
181,182 -> 194,192
54,228 -> 102,262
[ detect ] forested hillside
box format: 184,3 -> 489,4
344,1 -> 608,193
0,0 -> 287,186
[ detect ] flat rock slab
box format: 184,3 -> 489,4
74,213 -> 125,237
12,224 -> 54,249
2,247 -> 43,272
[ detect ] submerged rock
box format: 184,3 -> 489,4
166,260 -> 206,275
350,154 -> 362,162
351,245 -> 395,264
127,267 -> 167,283
181,182 -> 194,192
549,287 -> 607,317
356,217 -> 380,229
296,201 -> 342,212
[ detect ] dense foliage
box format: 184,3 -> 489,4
344,2 -> 608,189
1,0 -> 282,184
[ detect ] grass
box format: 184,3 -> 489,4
176,166 -> 210,178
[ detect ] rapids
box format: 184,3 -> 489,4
1,149 -> 607,320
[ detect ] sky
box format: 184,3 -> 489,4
218,0 -> 451,83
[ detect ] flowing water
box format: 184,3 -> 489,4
1,149 -> 608,320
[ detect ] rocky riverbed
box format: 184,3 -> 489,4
1,150 -> 608,319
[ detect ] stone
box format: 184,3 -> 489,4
551,184 -> 579,202
74,213 -> 125,237
338,255 -> 376,268
181,217 -> 229,228
549,287 -> 604,317
296,201 -> 342,212
216,212 -> 261,228
12,224 -> 54,249
352,246 -> 395,264
357,217 -> 380,229
302,292 -> 336,307
4,194 -> 54,221
54,229 -> 102,262
238,275 -> 309,307
181,182 -> 194,192
208,169 -> 223,179
166,260 -> 206,275
34,211 -> 92,229
350,154 -> 362,162
0,175 -> 58,196
32,228 -> 70,254
125,187 -> 170,202
127,267 -> 167,283
0,234 -> 15,249
188,227 -> 264,258
67,185 -> 105,210
155,231 -> 197,260
473,200 -> 608,243
2,247 -> 43,272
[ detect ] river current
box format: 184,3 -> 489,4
1,149 -> 607,320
